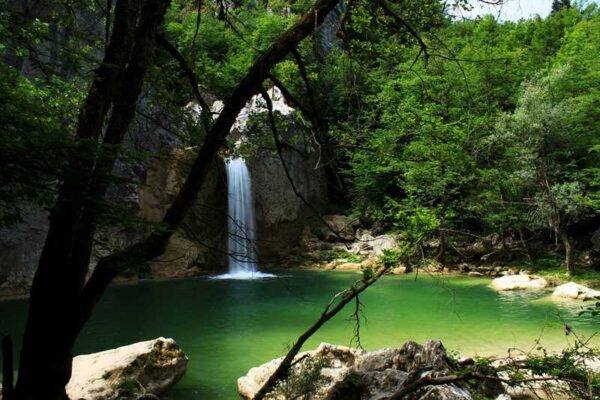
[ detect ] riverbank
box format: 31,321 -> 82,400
288,221 -> 600,290
293,250 -> 600,289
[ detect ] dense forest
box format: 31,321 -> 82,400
1,0 -> 600,399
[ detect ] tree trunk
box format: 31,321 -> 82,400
518,228 -> 532,262
2,335 -> 14,400
435,230 -> 446,262
14,1 -> 171,399
559,229 -> 574,277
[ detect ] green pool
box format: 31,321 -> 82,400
1,270 -> 598,398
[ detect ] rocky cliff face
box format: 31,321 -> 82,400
0,122 -> 228,296
137,150 -> 228,278
235,87 -> 328,266
0,85 -> 327,295
248,148 -> 327,265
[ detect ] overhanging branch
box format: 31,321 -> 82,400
155,33 -> 212,132
77,0 -> 342,330
377,0 -> 429,65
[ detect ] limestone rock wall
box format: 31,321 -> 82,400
139,151 -> 228,277
248,147 -> 328,265
234,88 -> 329,266
0,83 -> 326,293
0,147 -> 228,296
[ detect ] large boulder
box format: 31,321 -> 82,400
238,341 -> 486,400
490,275 -> 548,291
66,338 -> 187,400
552,282 -> 600,300
350,230 -> 398,256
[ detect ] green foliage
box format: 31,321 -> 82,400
164,0 -> 299,97
318,249 -> 364,263
1,0 -> 598,273
332,4 -> 599,263
380,249 -> 402,268
0,64 -> 84,226
493,65 -> 599,234
461,339 -> 600,399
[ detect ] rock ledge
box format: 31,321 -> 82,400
238,341 -> 503,400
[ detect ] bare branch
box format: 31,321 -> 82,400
155,33 -> 212,132
391,372 -> 586,399
349,295 -> 365,350
377,0 -> 429,64
253,265 -> 391,400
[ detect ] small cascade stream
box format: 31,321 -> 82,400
214,157 -> 274,279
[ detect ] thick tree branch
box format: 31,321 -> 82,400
290,47 -> 347,196
192,0 -> 203,47
291,47 -> 323,130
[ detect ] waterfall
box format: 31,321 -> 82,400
227,157 -> 257,274
214,157 -> 274,279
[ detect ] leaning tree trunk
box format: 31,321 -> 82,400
14,1 -> 171,399
518,228 -> 532,262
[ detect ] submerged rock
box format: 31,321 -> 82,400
66,337 -> 187,400
552,282 -> 600,300
238,341 -> 488,400
490,274 -> 547,291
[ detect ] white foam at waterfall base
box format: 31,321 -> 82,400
212,157 -> 275,280
211,271 -> 275,280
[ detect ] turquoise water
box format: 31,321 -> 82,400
0,271 -> 598,398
